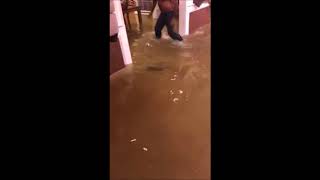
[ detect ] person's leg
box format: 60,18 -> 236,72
165,11 -> 183,41
155,13 -> 166,39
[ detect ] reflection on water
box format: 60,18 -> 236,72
110,17 -> 211,179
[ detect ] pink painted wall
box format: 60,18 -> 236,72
110,0 -> 133,75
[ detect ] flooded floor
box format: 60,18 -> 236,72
110,15 -> 211,180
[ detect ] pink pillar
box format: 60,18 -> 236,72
179,0 -> 210,36
112,0 -> 132,65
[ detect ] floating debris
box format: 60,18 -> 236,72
171,74 -> 178,80
130,139 -> 137,142
173,98 -> 179,103
142,147 -> 148,151
170,74 -> 178,81
169,90 -> 174,95
178,90 -> 183,94
145,42 -> 152,47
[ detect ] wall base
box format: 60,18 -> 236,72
189,6 -> 210,34
110,39 -> 125,75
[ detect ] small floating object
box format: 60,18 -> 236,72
173,98 -> 179,103
142,147 -> 148,151
171,74 -> 178,80
130,139 -> 136,142
145,42 -> 152,47
178,90 -> 183,94
169,90 -> 174,95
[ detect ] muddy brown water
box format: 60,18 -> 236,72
110,16 -> 211,180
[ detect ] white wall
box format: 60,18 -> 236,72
112,0 -> 132,65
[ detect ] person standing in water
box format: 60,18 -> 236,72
150,0 -> 183,41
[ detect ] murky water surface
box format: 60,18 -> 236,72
110,16 -> 211,180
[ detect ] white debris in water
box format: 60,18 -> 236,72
178,90 -> 183,94
171,75 -> 177,80
173,98 -> 179,103
145,42 -> 152,47
130,139 -> 137,142
142,147 -> 148,151
169,90 -> 174,95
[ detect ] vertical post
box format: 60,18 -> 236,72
179,0 -> 189,36
113,0 -> 132,65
